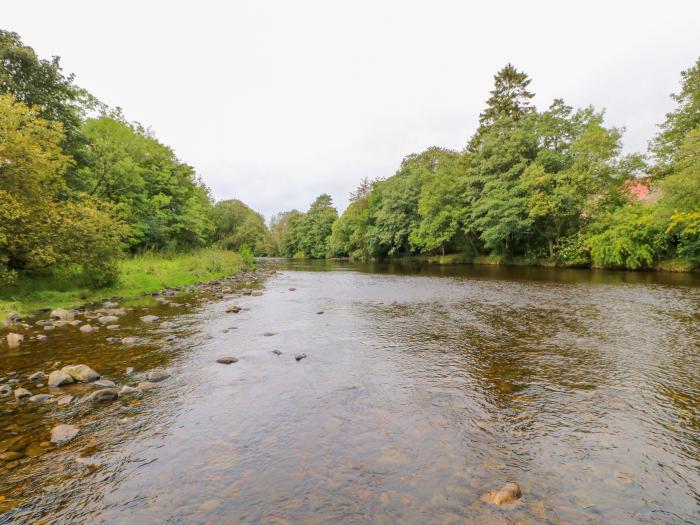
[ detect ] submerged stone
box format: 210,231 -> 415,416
50,424 -> 79,445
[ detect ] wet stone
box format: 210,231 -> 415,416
28,371 -> 46,382
79,324 -> 95,333
6,333 -> 24,348
295,353 -> 308,362
226,305 -> 241,314
48,370 -> 74,387
62,364 -> 100,383
51,424 -> 79,445
106,325 -> 120,330
272,350 -> 283,356
122,337 -> 141,345
251,290 -> 263,296
482,482 -> 522,505
14,388 -> 31,400
140,315 -> 160,323
90,388 -> 119,402
28,394 -> 52,403
92,379 -> 116,388
216,357 -> 238,364
120,385 -> 140,396
146,371 -> 170,383
56,395 -> 74,406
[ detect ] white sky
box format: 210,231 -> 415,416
4,1 -> 699,219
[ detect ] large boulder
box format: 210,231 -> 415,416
48,370 -> 75,387
61,364 -> 100,383
6,333 -> 24,348
50,308 -> 75,321
50,424 -> 79,445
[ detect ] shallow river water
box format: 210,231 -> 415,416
1,261 -> 699,524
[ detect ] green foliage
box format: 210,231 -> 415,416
584,203 -> 666,269
0,93 -> 125,285
651,57 -> 700,168
211,199 -> 267,255
281,195 -> 338,258
77,114 -> 214,251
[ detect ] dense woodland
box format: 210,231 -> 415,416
1,30 -> 698,293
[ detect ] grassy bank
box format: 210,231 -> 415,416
0,248 -> 252,321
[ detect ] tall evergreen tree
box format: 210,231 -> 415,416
468,63 -> 535,150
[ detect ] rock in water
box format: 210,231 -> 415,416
14,388 -> 32,400
263,332 -> 275,337
241,288 -> 252,295
146,370 -> 170,383
251,290 -> 263,297
97,315 -> 119,324
6,333 -> 24,348
120,385 -> 140,396
226,305 -> 241,314
272,350 -> 282,356
56,394 -> 74,406
48,370 -> 75,387
28,394 -> 52,403
288,287 -> 296,291
92,379 -> 116,388
61,364 -> 100,383
482,482 -> 522,505
51,424 -> 79,445
50,308 -> 75,321
140,315 -> 160,323
294,353 -> 307,362
28,371 -> 46,381
216,356 -> 238,364
90,388 -> 119,402
79,324 -> 95,333
121,337 -> 141,345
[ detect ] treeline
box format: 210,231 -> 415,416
0,31 -> 266,287
267,62 -> 699,270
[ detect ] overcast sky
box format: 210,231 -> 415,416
4,1 -> 699,219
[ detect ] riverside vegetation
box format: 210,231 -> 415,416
1,31 -> 699,321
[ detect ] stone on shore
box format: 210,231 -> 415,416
92,379 -> 116,388
48,370 -> 74,387
61,364 -> 100,383
50,308 -> 75,321
51,424 -> 79,445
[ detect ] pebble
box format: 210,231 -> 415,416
106,325 -> 120,330
98,315 -> 119,324
120,385 -> 140,396
241,288 -> 253,295
288,287 -> 296,291
263,332 -> 276,337
79,324 -> 95,333
121,337 -> 141,345
50,308 -> 74,321
272,350 -> 283,356
216,356 -> 238,364
251,290 -> 263,297
226,305 -> 241,314
0,384 -> 11,396
140,315 -> 160,323
159,321 -> 175,329
28,371 -> 46,381
137,381 -> 158,390
50,424 -> 79,445
295,353 -> 308,362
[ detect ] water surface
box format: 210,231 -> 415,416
1,261 -> 699,524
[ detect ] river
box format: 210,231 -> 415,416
1,261 -> 699,524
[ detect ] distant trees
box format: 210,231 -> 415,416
279,195 -> 338,258
211,199 -> 267,255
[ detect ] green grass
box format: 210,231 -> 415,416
0,248 -> 250,321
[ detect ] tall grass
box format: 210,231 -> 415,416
0,248 -> 250,320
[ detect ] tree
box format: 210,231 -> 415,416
0,93 -> 124,285
0,30 -> 93,162
469,63 -> 535,150
211,199 -> 268,254
651,57 -> 700,170
77,114 -> 214,250
297,194 -> 338,258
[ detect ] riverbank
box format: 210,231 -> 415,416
0,248 -> 253,322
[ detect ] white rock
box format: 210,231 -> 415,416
61,364 -> 100,383
51,424 -> 79,444
48,370 -> 75,387
6,332 -> 24,348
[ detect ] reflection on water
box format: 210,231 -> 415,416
1,261 -> 699,524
